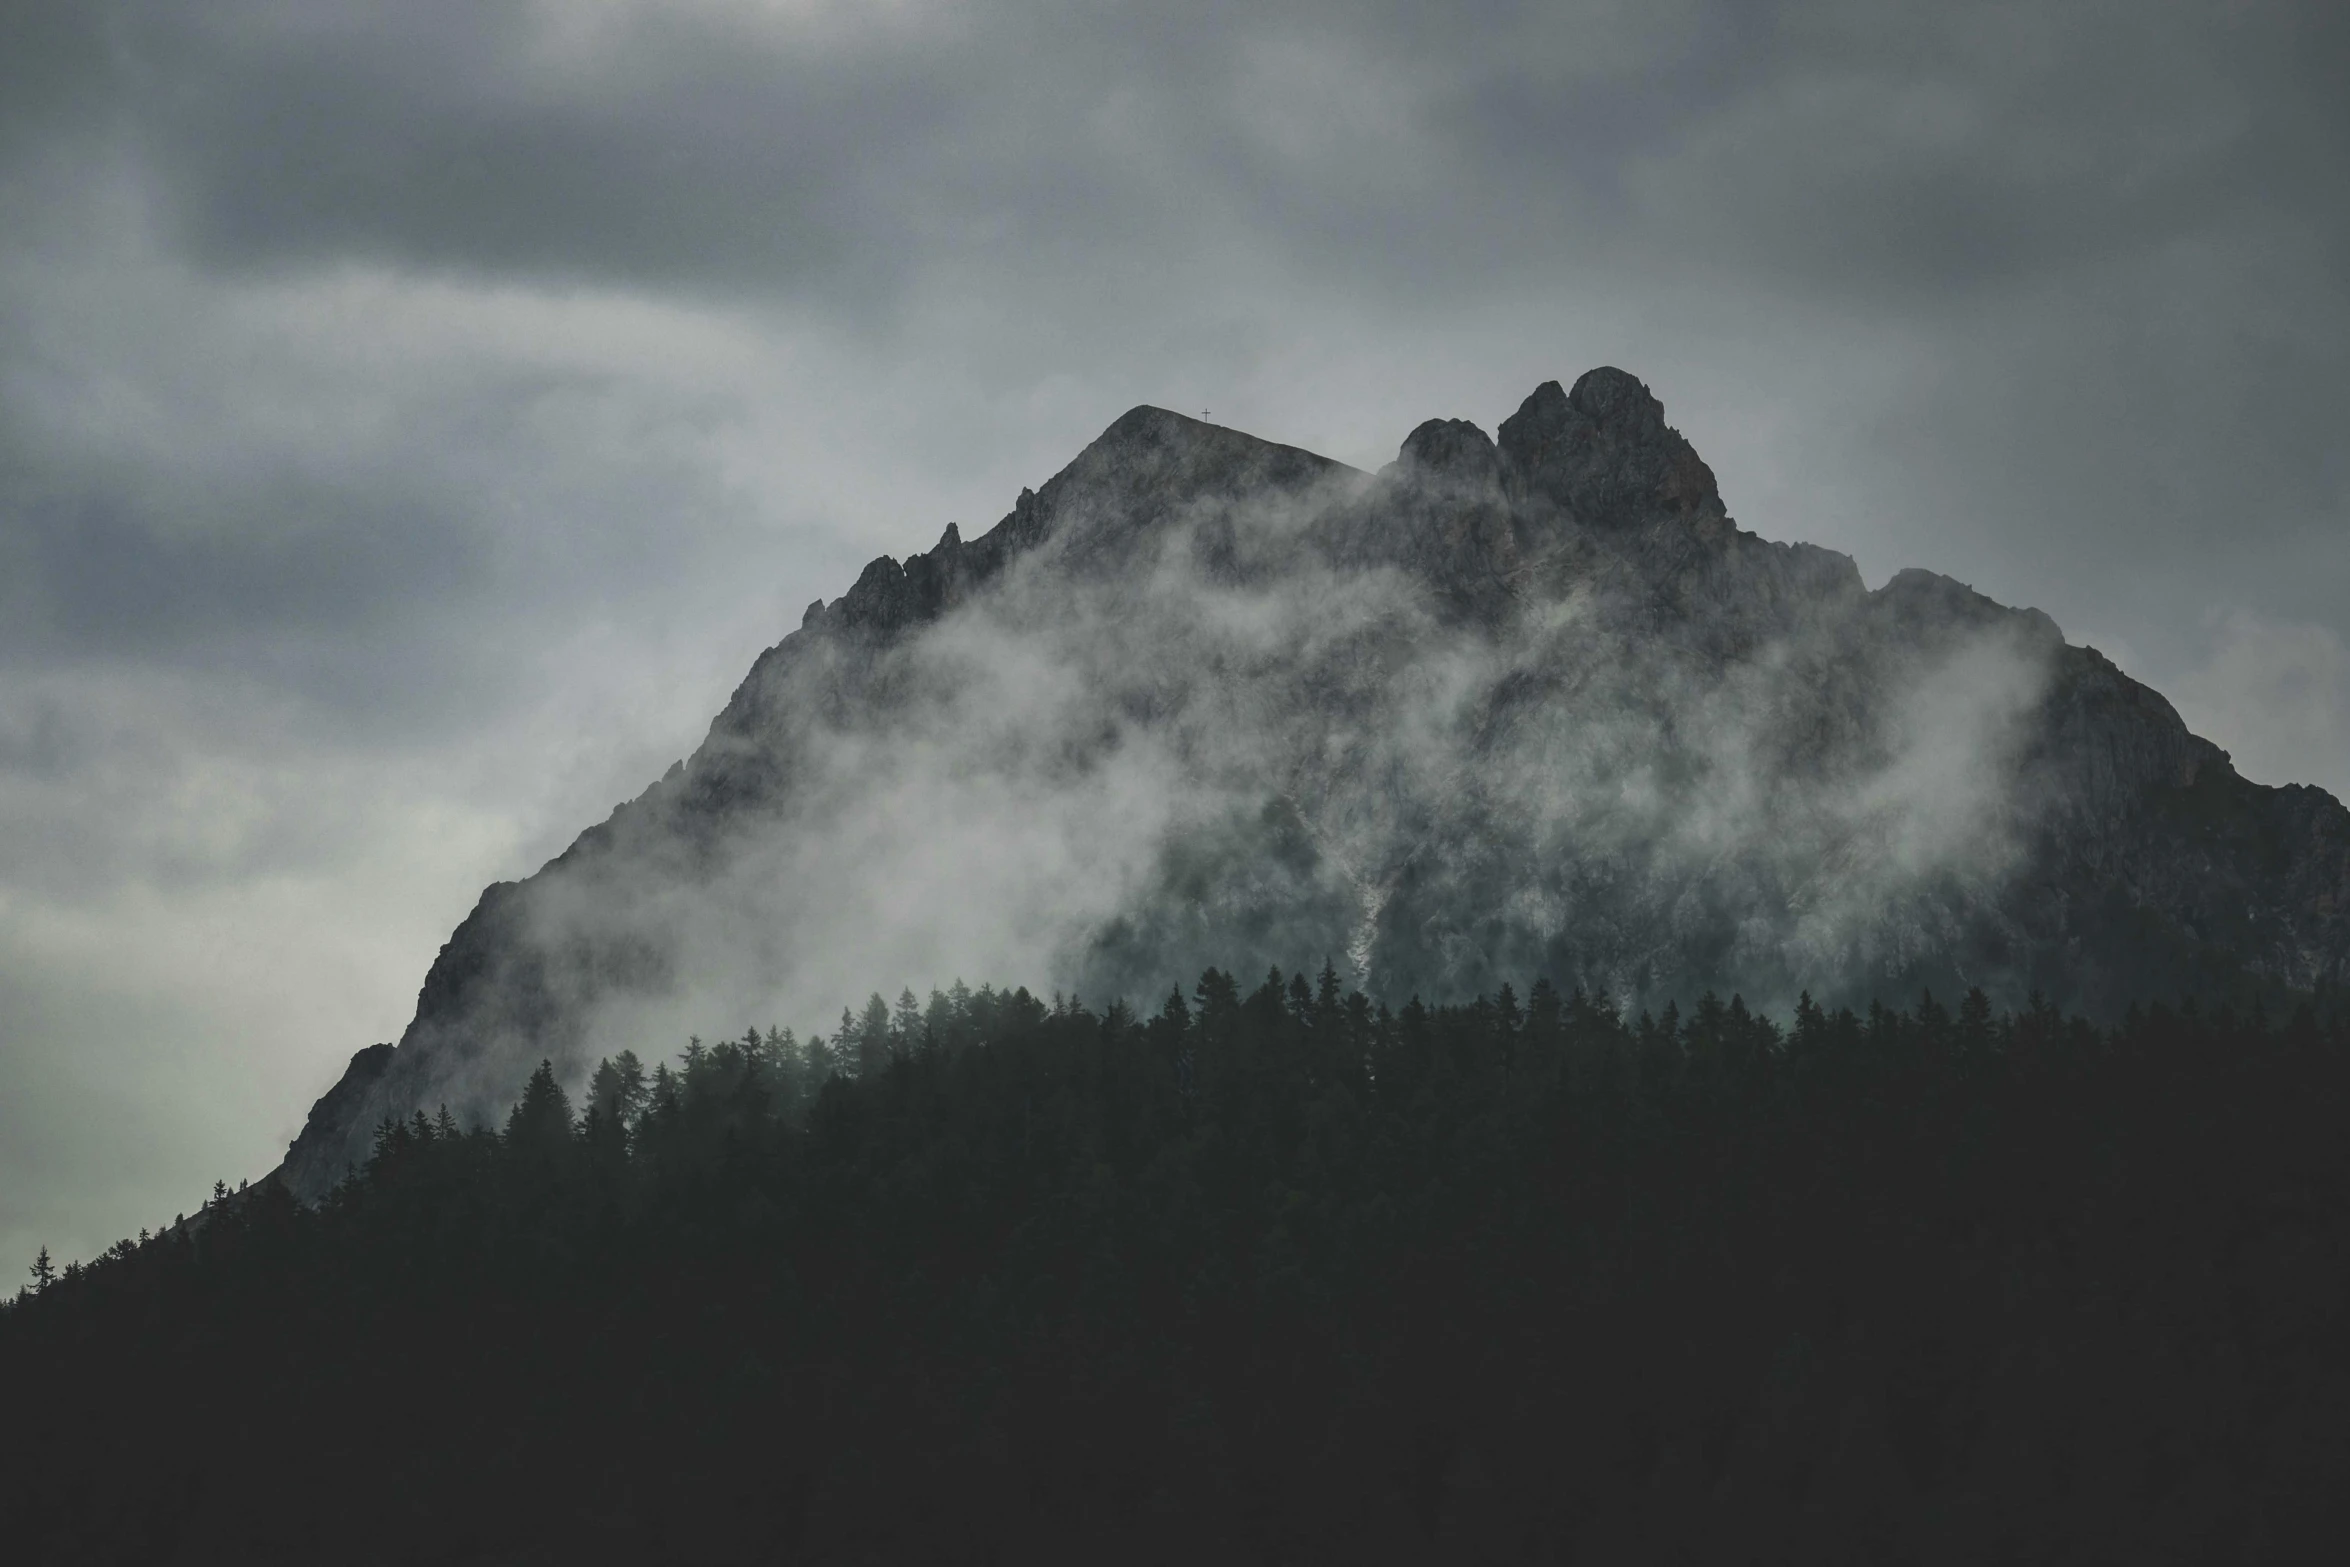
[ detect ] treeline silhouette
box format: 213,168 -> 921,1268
7,970 -> 2350,1563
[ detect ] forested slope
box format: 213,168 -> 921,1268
11,970 -> 2350,1563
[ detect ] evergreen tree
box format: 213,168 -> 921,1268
804,1027 -> 840,1084
833,1008 -> 860,1080
859,992 -> 893,1076
587,1050 -> 650,1127
1286,969 -> 1314,1029
504,1059 -> 575,1154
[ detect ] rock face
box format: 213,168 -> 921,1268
279,369 -> 2350,1197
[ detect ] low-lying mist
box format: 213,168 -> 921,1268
517,445 -> 2061,1119
291,378 -> 2303,1194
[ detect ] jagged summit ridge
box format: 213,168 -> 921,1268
1499,367 -> 1729,530
277,370 -> 2350,1198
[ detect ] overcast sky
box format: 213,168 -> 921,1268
3,0 -> 2344,1270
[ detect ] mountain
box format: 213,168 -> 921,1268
278,368 -> 2350,1197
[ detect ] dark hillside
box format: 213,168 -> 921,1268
12,971 -> 2350,1562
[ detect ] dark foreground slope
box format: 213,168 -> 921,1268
11,975 -> 2350,1562
280,370 -> 2350,1197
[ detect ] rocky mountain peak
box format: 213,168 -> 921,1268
1396,417 -> 1503,487
1567,364 -> 1664,424
270,369 -> 2350,1201
1497,367 -> 1726,531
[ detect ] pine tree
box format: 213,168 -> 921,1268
648,1062 -> 681,1124
805,1027 -> 840,1083
859,993 -> 893,1076
579,1102 -> 627,1169
1791,990 -> 1825,1061
1524,979 -> 1564,1084
1193,968 -> 1240,1037
1958,987 -> 1995,1057
833,1008 -> 859,1080
504,1060 -> 575,1154
588,1050 -> 650,1127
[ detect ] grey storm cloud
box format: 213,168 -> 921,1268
88,9 -> 2350,290
23,3 -> 2342,306
0,0 -> 2344,1267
